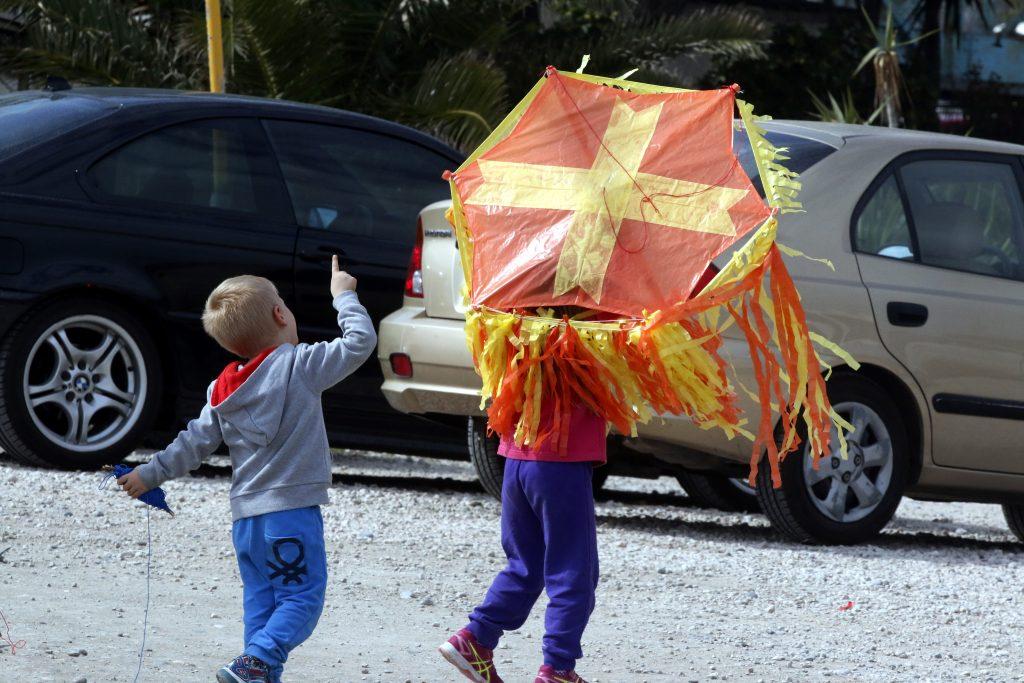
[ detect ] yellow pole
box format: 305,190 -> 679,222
205,0 -> 225,93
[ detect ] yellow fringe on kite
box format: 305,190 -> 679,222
736,100 -> 803,215
450,73 -> 855,487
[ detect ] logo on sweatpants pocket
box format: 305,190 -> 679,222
266,537 -> 308,585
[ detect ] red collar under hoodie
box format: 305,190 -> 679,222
211,347 -> 278,407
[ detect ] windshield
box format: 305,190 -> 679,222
734,129 -> 837,197
0,92 -> 120,161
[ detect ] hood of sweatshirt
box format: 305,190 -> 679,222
209,346 -> 286,447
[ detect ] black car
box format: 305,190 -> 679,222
0,87 -> 465,469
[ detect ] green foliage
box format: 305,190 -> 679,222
700,16 -> 875,122
856,3 -> 938,127
927,173 -> 1019,261
808,88 -> 884,125
0,0 -> 206,88
0,0 -> 771,152
855,176 -> 910,256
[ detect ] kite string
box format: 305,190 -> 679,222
133,506 -> 151,683
98,470 -> 151,683
637,156 -> 743,233
603,188 -> 647,255
0,609 -> 26,655
550,68 -> 742,209
548,68 -> 655,207
552,68 -> 745,255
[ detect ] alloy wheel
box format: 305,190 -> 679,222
22,315 -> 147,453
802,401 -> 894,524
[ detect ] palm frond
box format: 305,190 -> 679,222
0,0 -> 205,88
808,88 -> 885,125
226,0 -> 340,101
614,6 -> 771,66
385,52 -> 510,152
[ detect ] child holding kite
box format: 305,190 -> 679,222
441,398 -> 604,683
438,65 -> 852,682
117,257 -> 376,683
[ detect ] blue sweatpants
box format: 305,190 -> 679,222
467,459 -> 600,671
232,505 -> 327,680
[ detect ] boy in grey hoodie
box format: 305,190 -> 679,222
118,257 -> 376,683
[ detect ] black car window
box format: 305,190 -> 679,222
733,129 -> 836,198
854,174 -> 915,261
0,93 -> 119,162
899,159 -> 1024,280
264,120 -> 454,244
89,118 -> 281,215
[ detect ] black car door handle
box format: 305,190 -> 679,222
299,245 -> 344,263
887,301 -> 928,327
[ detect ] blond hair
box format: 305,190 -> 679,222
202,275 -> 281,357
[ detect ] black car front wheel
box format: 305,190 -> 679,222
468,416 -> 608,501
0,298 -> 162,469
755,374 -> 909,545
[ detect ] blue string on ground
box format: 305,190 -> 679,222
133,506 -> 152,683
99,467 -> 163,683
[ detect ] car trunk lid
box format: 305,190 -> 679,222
418,200 -> 467,320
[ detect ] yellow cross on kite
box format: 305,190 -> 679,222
464,98 -> 750,302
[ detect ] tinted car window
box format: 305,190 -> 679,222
900,159 -> 1024,279
0,93 -> 119,161
90,118 -> 281,215
854,175 -> 914,260
264,120 -> 454,244
733,130 -> 836,197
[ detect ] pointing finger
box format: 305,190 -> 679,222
332,254 -> 339,273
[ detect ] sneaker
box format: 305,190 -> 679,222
216,654 -> 270,683
438,628 -> 504,683
534,664 -> 588,683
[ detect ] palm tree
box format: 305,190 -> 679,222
855,3 -> 938,128
0,0 -> 771,151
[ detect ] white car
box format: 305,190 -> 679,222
379,121 -> 1024,545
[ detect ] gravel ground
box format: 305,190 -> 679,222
2,450 -> 1023,683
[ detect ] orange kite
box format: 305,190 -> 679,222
446,67 -> 853,485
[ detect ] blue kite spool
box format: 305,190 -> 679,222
111,464 -> 174,516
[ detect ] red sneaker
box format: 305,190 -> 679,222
535,664 -> 589,683
438,628 -> 504,683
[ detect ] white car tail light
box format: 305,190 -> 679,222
405,217 -> 424,298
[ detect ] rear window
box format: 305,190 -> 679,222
733,130 -> 836,197
0,93 -> 119,161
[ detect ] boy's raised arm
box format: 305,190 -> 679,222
294,257 -> 377,393
134,392 -> 223,491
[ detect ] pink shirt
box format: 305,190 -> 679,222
498,403 -> 607,464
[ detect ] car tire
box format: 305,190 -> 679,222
676,469 -> 760,513
0,298 -> 162,469
468,416 -> 505,500
755,374 -> 909,545
467,416 -> 608,501
1002,504 -> 1024,543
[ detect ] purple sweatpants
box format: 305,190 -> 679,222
467,459 -> 600,671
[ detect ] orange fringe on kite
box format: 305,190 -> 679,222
467,226 -> 854,488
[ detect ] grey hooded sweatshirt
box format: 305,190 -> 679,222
136,291 -> 377,521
